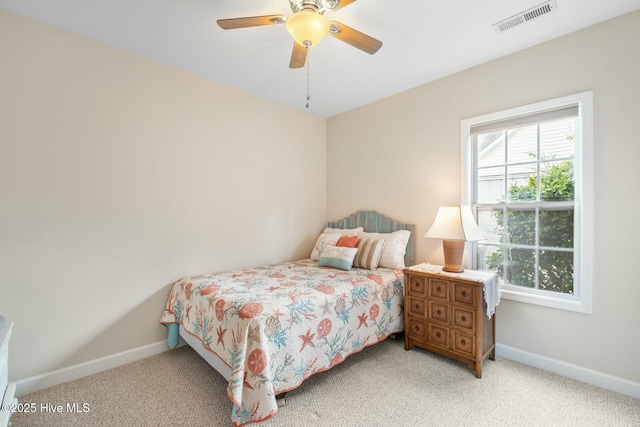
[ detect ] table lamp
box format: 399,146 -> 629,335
424,206 -> 485,273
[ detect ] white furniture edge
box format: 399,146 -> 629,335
496,344 -> 640,399
0,382 -> 17,427
11,340 -> 638,401
0,320 -> 16,427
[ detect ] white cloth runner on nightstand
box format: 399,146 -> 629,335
406,263 -> 501,318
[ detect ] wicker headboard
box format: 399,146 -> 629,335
327,211 -> 415,267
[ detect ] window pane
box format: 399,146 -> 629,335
506,209 -> 535,246
477,131 -> 505,168
477,166 -> 505,203
507,163 -> 537,202
477,209 -> 501,244
540,117 -> 575,160
507,125 -> 537,164
539,250 -> 574,294
505,248 -> 535,287
477,244 -> 502,276
539,208 -> 574,248
540,160 -> 574,202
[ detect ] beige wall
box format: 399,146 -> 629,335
2,6 -> 639,388
0,10 -> 326,380
328,10 -> 640,382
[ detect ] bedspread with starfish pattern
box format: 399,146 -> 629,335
160,258 -> 404,426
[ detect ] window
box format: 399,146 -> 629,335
461,92 -> 593,313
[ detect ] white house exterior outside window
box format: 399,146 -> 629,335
461,92 -> 593,313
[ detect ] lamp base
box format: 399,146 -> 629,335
442,240 -> 465,273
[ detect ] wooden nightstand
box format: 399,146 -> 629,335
403,264 -> 499,378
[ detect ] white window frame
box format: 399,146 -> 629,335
461,91 -> 593,314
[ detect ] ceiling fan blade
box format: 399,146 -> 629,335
217,15 -> 286,30
289,42 -> 307,68
328,21 -> 382,55
328,0 -> 357,11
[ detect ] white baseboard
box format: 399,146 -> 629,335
14,340 -> 640,401
14,340 -> 177,397
496,343 -> 640,399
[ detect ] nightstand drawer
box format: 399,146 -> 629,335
453,331 -> 475,357
427,323 -> 450,348
408,296 -> 427,318
453,307 -> 475,331
407,318 -> 427,341
428,301 -> 450,324
428,278 -> 449,301
453,282 -> 475,306
408,276 -> 427,296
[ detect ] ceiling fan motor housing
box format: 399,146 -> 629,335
290,0 -> 330,14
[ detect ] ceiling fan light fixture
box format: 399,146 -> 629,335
285,9 -> 329,46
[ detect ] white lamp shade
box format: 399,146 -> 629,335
285,9 -> 329,46
424,206 -> 485,242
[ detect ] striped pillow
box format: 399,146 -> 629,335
353,238 -> 386,270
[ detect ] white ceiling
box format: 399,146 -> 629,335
2,0 -> 639,117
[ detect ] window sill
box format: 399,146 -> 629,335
500,286 -> 592,314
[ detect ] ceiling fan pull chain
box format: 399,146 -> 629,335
306,47 -> 311,109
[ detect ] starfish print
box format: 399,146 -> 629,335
298,329 -> 316,352
357,312 -> 369,329
320,299 -> 332,316
371,286 -> 381,301
273,309 -> 285,319
216,325 -> 227,349
247,325 -> 260,346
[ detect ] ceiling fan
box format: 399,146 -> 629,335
217,0 -> 383,69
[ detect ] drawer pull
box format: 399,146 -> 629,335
436,332 -> 441,338
461,316 -> 467,322
436,309 -> 442,315
437,286 -> 441,292
415,304 -> 420,309
414,326 -> 419,331
461,339 -> 466,345
461,290 -> 467,297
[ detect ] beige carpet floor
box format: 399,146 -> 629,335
10,337 -> 640,426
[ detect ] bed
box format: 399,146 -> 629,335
160,211 -> 415,426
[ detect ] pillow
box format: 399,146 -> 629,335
336,235 -> 359,248
310,233 -> 341,260
318,245 -> 358,271
323,226 -> 364,235
358,230 -> 411,270
353,238 -> 386,270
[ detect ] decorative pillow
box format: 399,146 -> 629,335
336,235 -> 359,248
318,245 -> 358,271
323,226 -> 364,235
310,233 -> 341,260
358,230 -> 411,270
353,238 -> 386,270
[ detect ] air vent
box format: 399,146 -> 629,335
492,0 -> 557,33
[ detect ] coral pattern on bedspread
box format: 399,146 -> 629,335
160,259 -> 404,426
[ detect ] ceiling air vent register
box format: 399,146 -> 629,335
492,0 -> 558,33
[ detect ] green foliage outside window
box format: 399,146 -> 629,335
485,161 -> 575,294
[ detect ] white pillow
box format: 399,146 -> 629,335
358,230 -> 411,270
323,226 -> 363,235
318,245 -> 358,271
310,233 -> 341,260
